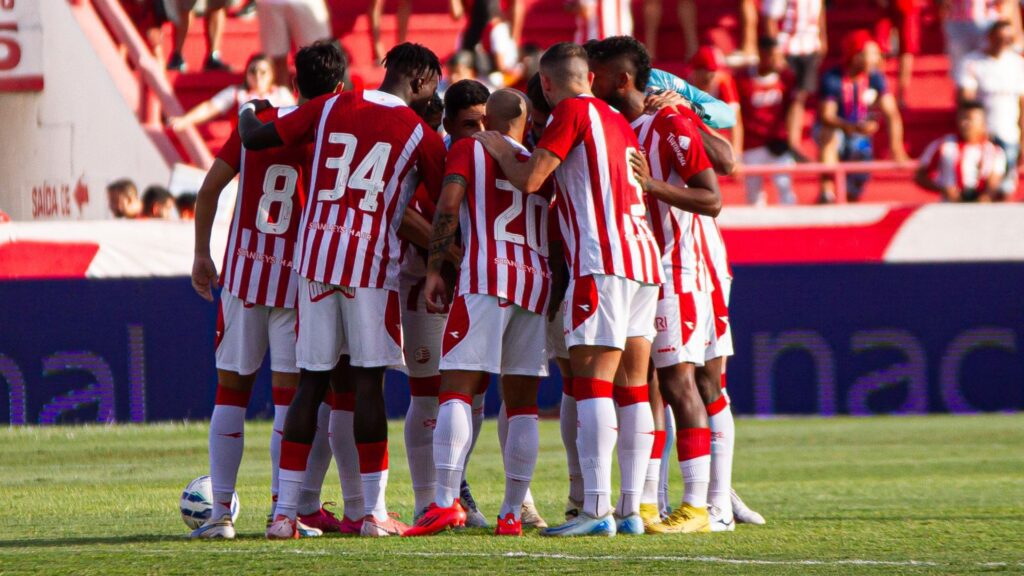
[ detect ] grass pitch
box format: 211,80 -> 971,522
1,414 -> 1022,575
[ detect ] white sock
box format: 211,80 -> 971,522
642,430 -> 666,505
681,455 -> 711,508
298,402 -> 332,515
270,401 -> 289,512
709,400 -> 735,515
575,379 -> 616,518
660,405 -> 675,515
275,440 -> 311,521
328,405 -> 363,520
356,441 -> 390,521
433,394 -> 473,507
559,392 -> 584,502
613,389 -> 655,517
462,392 -> 486,481
404,394 -> 438,513
499,411 -> 539,519
209,403 -> 246,519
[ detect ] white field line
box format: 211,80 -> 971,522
4,546 -> 1022,569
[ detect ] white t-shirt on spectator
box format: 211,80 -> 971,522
957,50 -> 1024,144
761,0 -> 823,56
209,85 -> 297,116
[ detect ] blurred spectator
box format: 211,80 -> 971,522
875,0 -> 922,107
915,101 -> 1005,201
762,0 -> 825,151
478,7 -> 519,85
256,0 -> 332,82
644,0 -> 698,61
167,0 -> 231,72
940,0 -> 1014,78
421,93 -> 445,133
569,0 -> 632,43
370,0 -> 412,64
120,0 -> 168,64
737,37 -> 799,205
957,20 -> 1024,198
107,179 -> 142,219
816,30 -> 909,203
439,50 -> 478,96
169,54 -> 295,131
142,186 -> 177,219
738,0 -> 759,58
510,43 -> 542,91
176,193 -> 198,219
688,46 -> 743,154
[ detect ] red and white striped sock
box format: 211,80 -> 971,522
707,394 -> 735,515
405,376 -> 440,513
559,380 -> 584,503
575,377 -> 617,518
328,391 -> 363,520
677,427 -> 711,508
642,429 -> 667,505
269,387 -> 295,513
613,385 -> 655,517
298,399 -> 332,515
209,386 -> 250,520
433,392 -> 472,506
499,406 -> 539,519
276,439 -> 312,520
357,440 -> 390,521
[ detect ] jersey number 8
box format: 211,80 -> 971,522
256,164 -> 298,235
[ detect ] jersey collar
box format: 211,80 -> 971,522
363,90 -> 408,108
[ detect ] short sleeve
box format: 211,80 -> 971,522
870,72 -> 888,95
443,138 -> 475,184
820,71 -> 841,102
216,130 -> 243,172
662,114 -> 712,181
416,125 -> 448,203
209,85 -> 239,115
537,100 -> 586,161
275,94 -> 330,147
918,137 -> 943,174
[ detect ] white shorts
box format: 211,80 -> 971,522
295,278 -> 404,370
651,291 -> 712,369
440,293 -> 549,377
707,281 -> 734,361
256,0 -> 331,58
399,276 -> 447,379
546,305 -> 570,360
564,274 -> 659,350
215,291 -> 298,375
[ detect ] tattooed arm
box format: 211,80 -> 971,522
424,173 -> 468,312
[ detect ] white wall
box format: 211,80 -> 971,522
0,0 -> 170,221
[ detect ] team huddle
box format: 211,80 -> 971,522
190,37 -> 765,540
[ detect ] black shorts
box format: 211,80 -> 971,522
786,53 -> 822,94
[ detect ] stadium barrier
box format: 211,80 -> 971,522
1,204 -> 1022,424
734,160 -> 918,204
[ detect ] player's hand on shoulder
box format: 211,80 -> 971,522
191,254 -> 219,302
424,272 -> 449,313
473,131 -> 514,158
644,90 -> 690,115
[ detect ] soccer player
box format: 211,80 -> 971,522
404,89 -> 552,537
238,42 -> 447,539
475,42 -> 663,537
188,41 -> 348,540
400,79 -> 491,527
589,36 -> 723,534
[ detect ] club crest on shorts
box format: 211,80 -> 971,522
414,346 -> 431,364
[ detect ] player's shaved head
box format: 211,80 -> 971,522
539,42 -> 592,106
485,89 -> 530,144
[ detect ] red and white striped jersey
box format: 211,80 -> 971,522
276,90 -> 446,291
762,0 -> 823,56
446,137 -> 552,315
919,134 -> 1006,192
574,0 -> 633,43
632,108 -> 714,297
217,106 -> 306,309
700,215 -> 732,285
947,0 -> 1003,22
537,95 -> 663,285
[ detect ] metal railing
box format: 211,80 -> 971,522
731,160 -> 920,203
76,0 -> 214,169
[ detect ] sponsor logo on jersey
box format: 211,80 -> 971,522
308,281 -> 341,303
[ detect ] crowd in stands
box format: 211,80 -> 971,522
106,179 -> 197,220
114,0 -> 1024,213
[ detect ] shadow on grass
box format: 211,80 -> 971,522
0,534 -> 256,548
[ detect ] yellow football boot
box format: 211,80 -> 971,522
648,503 -> 710,534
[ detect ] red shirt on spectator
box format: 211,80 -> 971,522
736,67 -> 795,150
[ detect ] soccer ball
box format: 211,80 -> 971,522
179,475 -> 240,530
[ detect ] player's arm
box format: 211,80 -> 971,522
238,100 -> 284,150
819,99 -> 856,133
629,151 -> 722,217
192,159 -> 238,302
648,69 -> 737,129
697,123 -> 737,176
473,131 -> 562,193
423,175 -> 469,311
